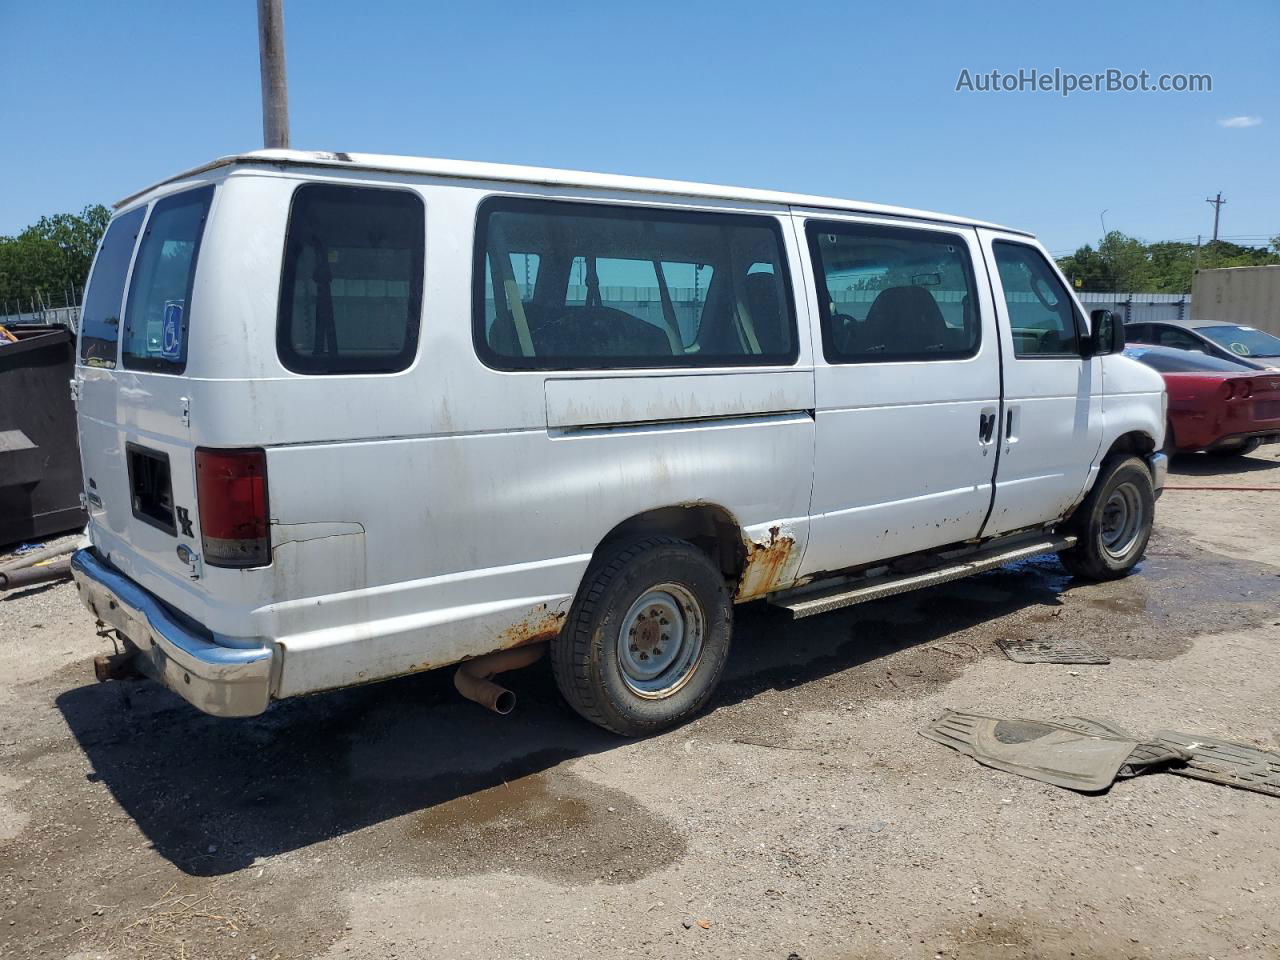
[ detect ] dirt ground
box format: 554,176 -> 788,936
2,450 -> 1279,960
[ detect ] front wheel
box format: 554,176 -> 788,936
552,537 -> 732,737
1059,455 -> 1155,581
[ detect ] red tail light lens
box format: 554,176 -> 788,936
1238,379 -> 1253,399
195,448 -> 270,568
1221,381 -> 1236,401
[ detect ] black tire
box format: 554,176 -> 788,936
552,536 -> 732,737
1059,455 -> 1155,581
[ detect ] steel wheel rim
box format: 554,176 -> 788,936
617,584 -> 705,699
1099,481 -> 1144,559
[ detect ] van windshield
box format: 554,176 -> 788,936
121,185 -> 215,373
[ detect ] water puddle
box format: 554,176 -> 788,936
407,767 -> 684,884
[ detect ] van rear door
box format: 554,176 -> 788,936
77,185 -> 216,592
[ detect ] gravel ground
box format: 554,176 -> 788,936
1,453 -> 1279,960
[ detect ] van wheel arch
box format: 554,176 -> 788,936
1103,430 -> 1156,460
593,504 -> 747,585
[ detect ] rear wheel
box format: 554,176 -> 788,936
552,537 -> 732,737
1059,455 -> 1154,581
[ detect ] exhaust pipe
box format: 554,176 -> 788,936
453,643 -> 547,715
0,556 -> 73,592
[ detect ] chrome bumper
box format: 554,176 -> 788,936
1147,451 -> 1168,499
70,549 -> 273,717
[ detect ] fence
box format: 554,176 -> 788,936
1077,291 -> 1190,325
0,289 -> 81,332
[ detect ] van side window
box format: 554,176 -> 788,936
79,206 -> 146,368
278,184 -> 425,375
473,198 -> 797,370
805,221 -> 980,363
992,242 -> 1082,358
121,186 -> 215,373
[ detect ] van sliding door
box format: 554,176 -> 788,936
795,212 -> 1002,576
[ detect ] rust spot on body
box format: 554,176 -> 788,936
737,525 -> 796,601
496,602 -> 568,649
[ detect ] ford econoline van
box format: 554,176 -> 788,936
70,150 -> 1167,735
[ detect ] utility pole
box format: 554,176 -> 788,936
257,0 -> 290,149
1205,192 -> 1226,243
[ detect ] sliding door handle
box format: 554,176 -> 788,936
978,412 -> 995,443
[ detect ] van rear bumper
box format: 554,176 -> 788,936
70,549 -> 273,717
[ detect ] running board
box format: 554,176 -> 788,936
771,534 -> 1078,620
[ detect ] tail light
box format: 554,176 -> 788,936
1221,381 -> 1236,401
1238,379 -> 1253,399
195,448 -> 270,567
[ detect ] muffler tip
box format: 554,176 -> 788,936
493,689 -> 516,715
452,642 -> 547,715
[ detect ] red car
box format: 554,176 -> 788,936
1125,345 -> 1280,456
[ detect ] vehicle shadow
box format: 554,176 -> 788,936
1170,451 -> 1280,477
56,557 -> 1073,877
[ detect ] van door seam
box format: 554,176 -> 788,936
974,229 -> 1006,538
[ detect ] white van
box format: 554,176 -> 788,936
70,150 -> 1167,735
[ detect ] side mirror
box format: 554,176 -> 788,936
1089,309 -> 1125,356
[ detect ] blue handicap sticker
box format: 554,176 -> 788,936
161,301 -> 184,360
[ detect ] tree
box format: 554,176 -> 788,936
1058,243 -> 1112,291
1097,231 -> 1153,292
0,204 -> 111,311
1057,232 -> 1280,294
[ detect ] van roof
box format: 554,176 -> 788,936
117,149 -> 1032,236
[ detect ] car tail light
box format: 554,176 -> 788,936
195,448 -> 270,567
1221,381 -> 1236,401
1238,379 -> 1253,399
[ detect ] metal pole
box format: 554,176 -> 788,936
1205,192 -> 1225,243
257,0 -> 290,149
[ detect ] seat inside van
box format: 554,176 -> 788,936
505,303 -> 673,358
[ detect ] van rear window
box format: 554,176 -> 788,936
122,185 -> 215,373
79,207 -> 146,368
277,184 -> 425,375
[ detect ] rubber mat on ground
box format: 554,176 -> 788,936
1153,731 -> 1280,798
1058,717 -> 1192,779
995,637 -> 1110,665
921,710 -> 1139,792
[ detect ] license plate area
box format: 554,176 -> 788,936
126,443 -> 177,536
1253,398 -> 1280,421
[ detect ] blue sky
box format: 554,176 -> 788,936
1,0 -> 1276,254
